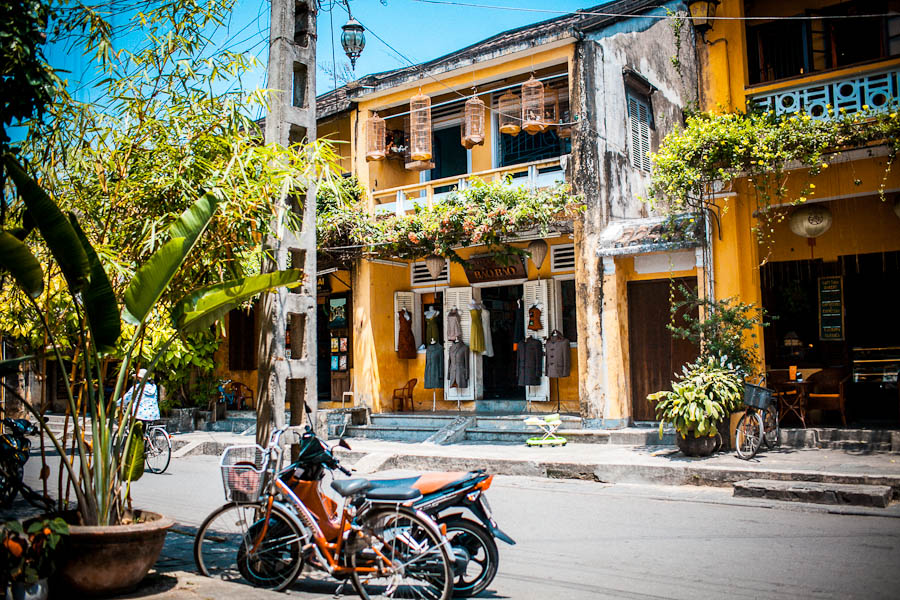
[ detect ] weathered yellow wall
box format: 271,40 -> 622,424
318,116 -> 353,174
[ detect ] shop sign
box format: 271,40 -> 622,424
462,255 -> 527,284
818,276 -> 844,341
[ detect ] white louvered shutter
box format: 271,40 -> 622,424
628,95 -> 651,172
444,287 -> 475,401
523,280 -> 550,402
394,291 -> 415,351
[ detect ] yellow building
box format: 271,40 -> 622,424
696,0 -> 900,426
308,1 -> 699,423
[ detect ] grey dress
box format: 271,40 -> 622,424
424,342 -> 444,389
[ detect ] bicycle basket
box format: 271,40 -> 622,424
743,382 -> 774,410
220,445 -> 268,502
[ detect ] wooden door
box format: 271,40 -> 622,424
627,278 -> 699,422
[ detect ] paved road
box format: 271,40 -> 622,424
22,453 -> 900,599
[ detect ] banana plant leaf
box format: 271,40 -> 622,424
3,156 -> 90,292
123,192 -> 220,325
70,214 -> 121,352
172,269 -> 302,333
0,231 -> 43,298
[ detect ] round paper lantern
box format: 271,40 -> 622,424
498,91 -> 521,136
528,239 -> 549,270
409,93 -> 432,162
463,95 -> 486,148
366,113 -> 386,161
789,204 -> 833,238
521,76 -> 546,135
425,255 -> 445,280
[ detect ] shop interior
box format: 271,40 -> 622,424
760,250 -> 900,425
481,285 -> 525,400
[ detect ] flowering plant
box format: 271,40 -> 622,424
1,517 -> 69,586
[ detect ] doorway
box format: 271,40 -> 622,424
481,285 -> 524,400
628,278 -> 700,421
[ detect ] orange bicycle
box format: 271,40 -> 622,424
193,426 -> 454,599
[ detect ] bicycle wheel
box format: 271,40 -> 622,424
762,403 -> 780,450
350,505 -> 453,600
194,502 -> 305,591
0,457 -> 21,508
145,427 -> 171,474
734,410 -> 764,460
443,518 -> 499,598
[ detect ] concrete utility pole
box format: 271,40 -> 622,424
257,0 -> 318,448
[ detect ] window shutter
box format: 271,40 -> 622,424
444,287 -> 475,401
411,259 -> 449,286
394,291 -> 415,351
550,243 -> 575,271
628,95 -> 652,172
522,280 -> 550,402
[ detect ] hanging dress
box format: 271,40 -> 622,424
446,308 -> 463,342
481,308 -> 494,358
424,342 -> 444,389
469,307 -> 485,354
425,313 -> 441,343
397,310 -> 417,359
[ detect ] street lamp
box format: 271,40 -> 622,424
341,17 -> 366,70
687,0 -> 720,36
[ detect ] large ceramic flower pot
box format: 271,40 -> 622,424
675,432 -> 719,457
55,510 -> 173,597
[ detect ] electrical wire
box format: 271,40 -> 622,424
409,0 -> 900,21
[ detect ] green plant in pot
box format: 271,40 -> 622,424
0,154 -> 304,595
647,356 -> 744,456
1,517 -> 69,600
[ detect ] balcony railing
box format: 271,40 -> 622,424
371,157 -> 566,216
748,65 -> 900,120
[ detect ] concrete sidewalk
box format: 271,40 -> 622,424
170,429 -> 900,497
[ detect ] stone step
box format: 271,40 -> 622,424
817,440 -> 892,452
733,479 -> 893,508
465,428 -> 608,444
370,414 -> 460,428
607,428 -> 675,446
474,415 -> 583,431
345,425 -> 439,443
814,428 -> 894,443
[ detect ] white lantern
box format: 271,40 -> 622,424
528,239 -> 549,270
425,254 -> 445,280
789,204 -> 833,238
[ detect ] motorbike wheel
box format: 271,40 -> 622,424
443,518 -> 499,598
0,457 -> 22,508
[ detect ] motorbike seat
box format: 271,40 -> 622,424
366,487 -> 422,502
368,471 -> 478,496
331,478 -> 372,497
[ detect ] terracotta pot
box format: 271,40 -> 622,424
55,510 -> 173,597
675,432 -> 719,457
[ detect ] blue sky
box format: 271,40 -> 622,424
43,1 -> 597,106
315,1 -> 593,94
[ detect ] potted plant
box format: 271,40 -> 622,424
647,356 -> 744,456
0,154 -> 304,595
1,517 -> 69,600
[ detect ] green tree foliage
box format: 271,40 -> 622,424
1,0 -> 342,407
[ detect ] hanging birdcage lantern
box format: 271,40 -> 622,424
366,113 -> 386,161
521,76 -> 545,135
528,239 -> 549,270
409,93 -> 433,162
425,254 -> 445,280
543,85 -> 559,129
498,90 -> 521,136
463,95 -> 486,148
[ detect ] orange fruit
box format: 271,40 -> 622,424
4,538 -> 23,557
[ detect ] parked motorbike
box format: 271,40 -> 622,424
281,417 -> 514,597
0,418 -> 52,509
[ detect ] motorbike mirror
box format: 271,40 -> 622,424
337,438 -> 351,450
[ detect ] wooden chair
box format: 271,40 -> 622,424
391,379 -> 417,412
806,368 -> 850,426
